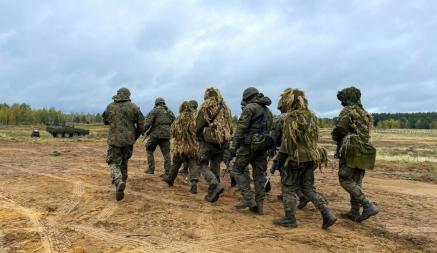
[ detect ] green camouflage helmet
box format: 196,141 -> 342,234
242,87 -> 259,101
155,97 -> 166,106
113,87 -> 131,101
337,86 -> 362,106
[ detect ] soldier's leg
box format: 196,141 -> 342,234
107,146 -> 123,184
210,150 -> 222,182
354,168 -> 378,222
274,166 -> 300,227
188,158 -> 200,194
159,139 -> 172,176
232,146 -> 256,209
180,161 -> 189,175
120,145 -> 133,182
164,154 -> 183,186
250,152 -> 268,214
300,163 -> 336,229
338,162 -> 369,206
145,138 -> 159,174
106,146 -> 125,201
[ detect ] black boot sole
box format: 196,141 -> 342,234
116,182 -> 126,201
209,186 -> 224,203
357,209 -> 379,222
322,217 -> 337,229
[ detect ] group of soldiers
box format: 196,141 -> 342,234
102,85 -> 379,229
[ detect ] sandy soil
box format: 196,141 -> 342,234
1,139 -> 436,253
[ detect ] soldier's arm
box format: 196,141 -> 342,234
331,109 -> 350,142
233,106 -> 253,147
168,110 -> 176,122
135,107 -> 146,135
195,110 -> 208,137
102,106 -> 110,125
144,109 -> 156,130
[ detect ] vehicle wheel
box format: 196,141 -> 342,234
56,133 -> 63,138
73,133 -> 79,137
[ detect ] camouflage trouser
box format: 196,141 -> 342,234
169,154 -> 200,182
281,161 -> 328,215
106,145 -> 133,185
338,160 -> 369,206
146,137 -> 171,174
232,145 -> 268,203
199,141 -> 225,182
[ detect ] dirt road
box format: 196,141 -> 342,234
0,139 -> 436,252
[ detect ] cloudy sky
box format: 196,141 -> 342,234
0,0 -> 436,117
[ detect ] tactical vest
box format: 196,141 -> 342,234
244,105 -> 272,146
153,107 -> 173,127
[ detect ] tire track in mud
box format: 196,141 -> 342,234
95,202 -> 119,221
0,197 -> 54,253
57,181 -> 85,215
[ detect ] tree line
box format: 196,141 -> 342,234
1,102 -> 436,129
0,103 -> 103,125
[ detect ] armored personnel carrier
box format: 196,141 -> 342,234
46,125 -> 90,138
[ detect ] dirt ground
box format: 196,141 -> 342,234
1,138 -> 437,252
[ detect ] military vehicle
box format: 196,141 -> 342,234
31,129 -> 40,138
46,125 -> 89,138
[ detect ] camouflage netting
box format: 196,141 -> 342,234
198,87 -> 233,144
171,101 -> 199,158
280,88 -> 321,164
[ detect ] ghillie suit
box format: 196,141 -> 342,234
144,97 -> 175,175
196,87 -> 233,183
332,86 -> 378,222
231,87 -> 273,214
272,88 -> 336,229
164,101 -> 224,200
103,87 -> 145,201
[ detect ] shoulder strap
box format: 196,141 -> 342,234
206,100 -> 224,125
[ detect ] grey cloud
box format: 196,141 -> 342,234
0,0 -> 436,116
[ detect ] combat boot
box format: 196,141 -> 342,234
320,206 -> 337,229
207,184 -> 224,203
297,196 -> 310,209
144,168 -> 154,174
115,181 -> 126,201
249,201 -> 264,215
273,212 -> 297,228
162,176 -> 174,187
277,194 -> 283,201
235,199 -> 257,210
340,203 -> 361,222
357,203 -> 379,222
190,181 -> 198,194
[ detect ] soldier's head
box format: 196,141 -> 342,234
188,100 -> 198,111
155,97 -> 166,106
179,101 -> 191,113
204,87 -> 222,100
242,87 -> 259,103
113,87 -> 131,101
337,86 -> 362,107
280,88 -> 307,112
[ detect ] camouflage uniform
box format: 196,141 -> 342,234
144,97 -> 175,175
272,88 -> 336,229
196,88 -> 233,189
181,100 -> 198,176
103,88 -> 145,201
271,105 -> 310,208
164,101 -> 224,201
232,87 -> 273,214
332,86 -> 378,222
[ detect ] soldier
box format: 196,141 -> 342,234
144,97 -> 175,176
332,86 -> 378,222
102,88 -> 145,201
271,88 -> 336,229
231,87 -> 273,214
196,87 -> 232,180
164,101 -> 224,202
196,88 -> 233,183
270,97 -> 310,209
180,100 -> 199,176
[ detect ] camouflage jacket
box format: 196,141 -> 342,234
103,100 -> 145,147
332,104 -> 373,145
270,114 -> 285,147
144,105 -> 175,139
234,96 -> 273,147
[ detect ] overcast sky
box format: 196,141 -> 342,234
0,0 -> 436,117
